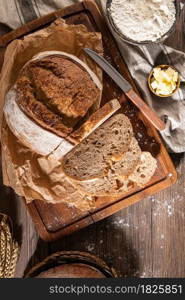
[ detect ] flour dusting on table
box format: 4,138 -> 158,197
86,243 -> 95,252
109,0 -> 176,42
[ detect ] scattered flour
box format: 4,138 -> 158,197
111,218 -> 131,229
167,205 -> 173,216
150,196 -> 155,202
86,243 -> 95,252
140,272 -> 146,278
109,0 -> 176,42
152,192 -> 184,218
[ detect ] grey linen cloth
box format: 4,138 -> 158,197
0,0 -> 185,152
100,0 -> 185,153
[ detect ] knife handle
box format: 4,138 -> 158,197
125,89 -> 165,131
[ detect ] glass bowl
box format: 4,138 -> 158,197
106,0 -> 180,46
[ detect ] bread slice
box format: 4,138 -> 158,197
62,111 -> 157,197
72,172 -> 134,197
62,113 -> 133,181
111,137 -> 141,177
128,152 -> 157,187
69,151 -> 157,197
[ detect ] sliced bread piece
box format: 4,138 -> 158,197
111,137 -> 141,177
72,172 -> 134,197
68,151 -> 157,197
88,113 -> 133,159
128,152 -> 157,187
62,113 -> 133,181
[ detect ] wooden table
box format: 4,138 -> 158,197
0,2 -> 185,278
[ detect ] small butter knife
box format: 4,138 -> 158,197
84,48 -> 165,131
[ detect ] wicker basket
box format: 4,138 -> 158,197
0,213 -> 19,278
25,251 -> 117,278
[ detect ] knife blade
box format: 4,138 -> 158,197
84,48 -> 165,131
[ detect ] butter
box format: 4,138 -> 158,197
150,66 -> 179,96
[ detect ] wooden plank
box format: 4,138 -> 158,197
27,200 -> 94,242
1,0 -> 184,278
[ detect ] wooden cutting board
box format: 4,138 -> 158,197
0,0 -> 177,241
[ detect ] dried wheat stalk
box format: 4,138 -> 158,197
0,214 -> 19,278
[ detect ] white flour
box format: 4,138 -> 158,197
109,0 -> 176,42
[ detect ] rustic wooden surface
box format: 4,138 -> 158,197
0,2 -> 185,278
15,0 -> 176,242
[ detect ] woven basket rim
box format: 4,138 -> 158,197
25,250 -> 118,278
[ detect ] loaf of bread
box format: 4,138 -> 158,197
62,113 -> 157,197
16,51 -> 102,138
3,48 -> 157,207
4,51 -> 105,156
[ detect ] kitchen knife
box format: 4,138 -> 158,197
84,48 -> 165,131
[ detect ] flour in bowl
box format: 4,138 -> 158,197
109,0 -> 176,42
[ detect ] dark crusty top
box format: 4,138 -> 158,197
16,55 -> 100,138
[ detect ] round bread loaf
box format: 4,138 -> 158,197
15,51 -> 102,138
35,263 -> 106,278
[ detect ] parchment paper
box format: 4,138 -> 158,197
0,19 -> 103,209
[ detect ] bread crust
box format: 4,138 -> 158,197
3,87 -> 63,156
70,99 -> 121,143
